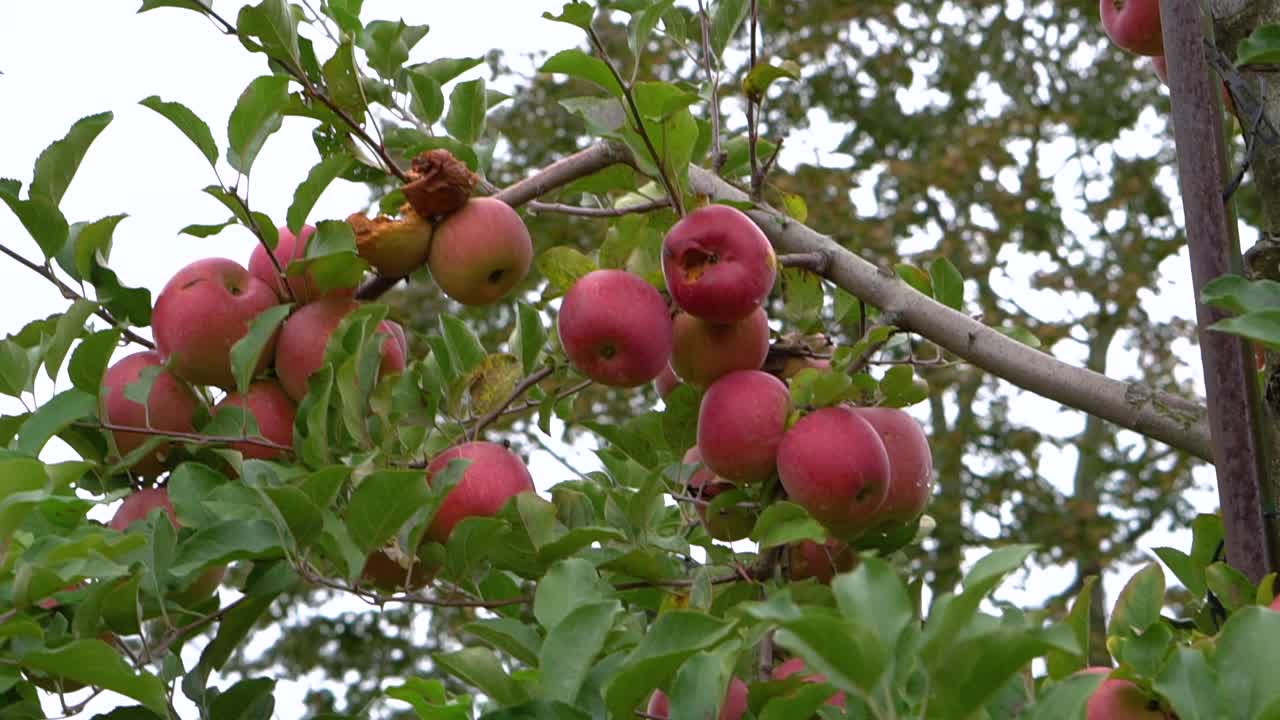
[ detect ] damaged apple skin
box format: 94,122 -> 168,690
662,204 -> 776,324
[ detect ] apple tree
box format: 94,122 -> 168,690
5,1 -> 1280,718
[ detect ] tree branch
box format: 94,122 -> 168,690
77,421 -> 293,453
526,198 -> 670,218
684,164 -> 1214,460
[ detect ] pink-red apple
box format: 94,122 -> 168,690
682,448 -> 755,541
697,370 -> 791,484
646,676 -> 748,720
1078,667 -> 1173,719
670,307 -> 770,388
662,204 -> 776,323
777,407 -> 891,539
427,197 -> 533,305
846,407 -> 933,528
1100,0 -> 1162,57
249,225 -> 355,303
153,258 -> 281,389
110,487 -> 225,602
654,364 -> 682,399
425,441 -> 535,544
214,380 -> 296,461
100,351 -> 201,477
772,658 -> 847,708
788,539 -> 856,585
557,269 -> 673,387
274,296 -> 407,401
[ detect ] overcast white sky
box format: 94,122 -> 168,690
0,0 -> 1226,716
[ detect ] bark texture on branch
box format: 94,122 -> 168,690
686,165 -> 1214,460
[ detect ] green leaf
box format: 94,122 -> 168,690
560,96 -> 627,134
170,519 -> 284,576
603,611 -> 738,720
542,2 -> 594,31
463,618 -> 543,666
668,648 -> 736,720
1205,561 -> 1254,612
16,388 -> 96,456
44,299 -> 96,380
930,257 -> 964,310
1109,563 -> 1165,637
742,60 -> 801,100
359,19 -> 430,79
227,75 -> 290,175
479,702 -> 589,720
407,70 -> 444,125
781,193 -> 808,223
1213,606 -> 1280,718
749,501 -> 827,549
209,678 -> 275,720
1237,24 -> 1280,67
439,315 -> 487,376
781,266 -> 824,332
710,0 -> 749,58
409,57 -> 484,85
69,329 -> 120,393
321,40 -> 367,116
139,96 -> 217,166
540,600 -> 621,704
1210,310 -> 1280,350
832,557 -> 913,655
444,78 -> 487,145
1046,575 -> 1096,680
879,364 -> 929,407
1024,671 -> 1105,720
0,193 -> 69,258
537,246 -> 598,294
533,557 -> 615,630
229,304 -> 292,394
31,112 -> 113,207
627,1 -> 677,72
321,0 -> 363,34
345,469 -> 434,552
895,263 -> 932,296
434,647 -> 528,706
287,156 -> 352,235
137,0 -> 204,13
237,0 -> 301,69
515,302 -> 547,375
1156,647 -> 1230,720
19,639 -> 168,715
540,49 -> 624,98
60,213 -> 126,282
0,457 -> 53,541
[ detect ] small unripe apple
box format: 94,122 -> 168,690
670,307 -> 770,388
772,657 -> 847,708
213,380 -> 296,461
697,370 -> 791,484
274,296 -> 407,401
662,204 -> 776,323
425,441 -> 536,544
100,351 -> 201,477
110,487 -> 225,603
427,197 -> 533,305
646,676 -> 748,720
682,448 -> 755,541
153,257 -> 281,389
778,407 -> 891,539
846,407 -> 933,528
654,364 -> 682,399
557,269 -> 674,387
788,538 -> 856,584
1100,0 -> 1162,57
1078,667 -> 1173,719
249,225 -> 354,303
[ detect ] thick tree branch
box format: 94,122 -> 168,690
685,164 -> 1214,460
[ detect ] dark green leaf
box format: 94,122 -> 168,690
287,156 -> 352,235
69,329 -> 120,393
1156,647 -> 1230,720
16,388 -> 96,457
44,299 -> 96,380
439,314 -> 487,376
516,302 -> 547,375
227,75 -> 290,175
710,0 -> 749,58
31,112 -> 113,207
434,647 -> 528,706
19,639 -> 168,714
237,0 -> 301,69
1237,24 -> 1280,67
0,193 -> 69,258
344,469 -> 434,552
139,96 -> 217,166
229,304 -> 292,394
930,257 -> 964,310
209,678 -> 275,720
444,78 -> 487,145
540,601 -> 621,704
749,501 -> 827,549
407,70 -> 444,125
542,2 -> 594,31
540,50 -> 624,98
1213,606 -> 1280,717
533,558 -> 615,630
1210,310 -> 1280,350
359,20 -> 430,79
742,60 -> 801,100
1109,563 -> 1165,637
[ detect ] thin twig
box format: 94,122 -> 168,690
77,421 -> 293,453
471,365 -> 555,439
697,0 -> 725,173
747,0 -> 762,198
0,244 -> 155,349
148,594 -> 252,656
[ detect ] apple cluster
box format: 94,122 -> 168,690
555,204 -> 935,579
97,220 -> 538,594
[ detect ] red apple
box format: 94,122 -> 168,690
100,351 -> 201,477
646,676 -> 748,720
274,296 -> 407,401
1100,0 -> 1162,57
1078,667 -> 1172,719
153,258 -> 281,389
109,487 -> 225,603
427,197 -> 533,306
213,380 -> 296,461
557,269 -> 674,388
788,539 -> 856,584
772,657 -> 846,708
670,307 -> 770,389
249,224 -> 354,303
682,447 -> 755,541
777,407 -> 891,539
654,364 -> 682,399
846,407 -> 933,527
697,370 -> 791,484
662,204 -> 776,323
425,441 -> 535,544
